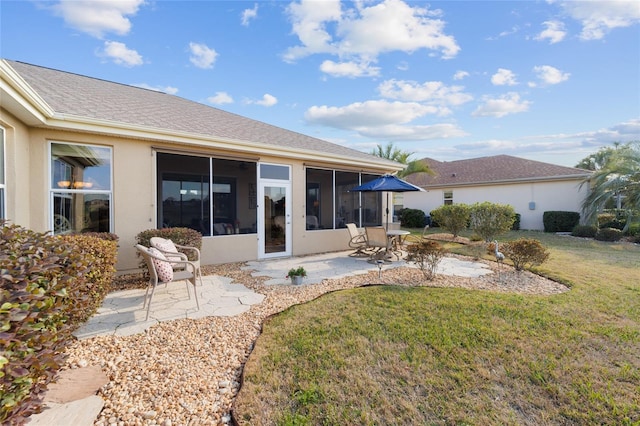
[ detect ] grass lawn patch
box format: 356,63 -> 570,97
233,232 -> 639,425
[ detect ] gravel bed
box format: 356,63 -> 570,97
63,256 -> 568,425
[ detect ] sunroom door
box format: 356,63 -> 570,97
258,163 -> 291,259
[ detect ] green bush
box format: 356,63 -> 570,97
595,228 -> 623,242
404,240 -> 446,280
469,202 -> 516,242
56,234 -> 118,324
399,209 -> 426,228
543,211 -> 580,232
430,204 -> 470,238
571,225 -> 598,238
626,223 -> 640,237
0,225 -> 118,423
502,238 -> 550,272
511,213 -> 521,231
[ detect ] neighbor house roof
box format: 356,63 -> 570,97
405,155 -> 591,188
0,59 -> 400,171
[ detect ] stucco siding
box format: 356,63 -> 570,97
402,179 -> 588,230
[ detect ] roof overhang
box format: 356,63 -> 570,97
0,59 -> 402,173
417,174 -> 592,189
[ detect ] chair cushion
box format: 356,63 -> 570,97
152,239 -> 182,262
149,247 -> 173,282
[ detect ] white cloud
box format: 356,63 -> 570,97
491,68 -> 518,86
453,70 -> 469,80
557,0 -> 640,40
248,94 -> 278,107
284,0 -> 460,69
377,79 -> 473,109
133,83 -> 178,94
535,20 -> 566,44
189,42 -> 217,69
101,41 -> 143,66
358,123 -> 468,141
319,60 -> 380,77
51,0 -> 145,38
529,65 -> 570,87
241,3 -> 258,26
305,100 -> 438,129
207,92 -> 234,105
472,92 -> 531,118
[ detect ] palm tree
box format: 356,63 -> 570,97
580,141 -> 640,230
371,142 -> 432,177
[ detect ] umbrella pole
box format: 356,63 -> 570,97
385,192 -> 390,231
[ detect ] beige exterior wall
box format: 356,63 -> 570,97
403,179 -> 589,231
1,110 -> 369,272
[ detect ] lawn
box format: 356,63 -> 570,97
233,231 -> 639,425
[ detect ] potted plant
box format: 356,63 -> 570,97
286,266 -> 307,285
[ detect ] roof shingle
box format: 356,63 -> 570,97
405,155 -> 591,187
5,60 -> 396,166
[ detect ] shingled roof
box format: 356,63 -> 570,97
405,155 -> 591,188
2,59 -> 398,168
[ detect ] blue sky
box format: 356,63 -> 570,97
2,0 -> 639,167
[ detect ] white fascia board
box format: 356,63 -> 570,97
0,60 -> 54,124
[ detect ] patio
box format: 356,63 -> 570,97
73,250 -> 493,339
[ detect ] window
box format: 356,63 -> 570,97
443,190 -> 453,205
0,127 -> 5,220
50,142 -> 112,234
157,153 -> 257,236
305,168 -> 382,230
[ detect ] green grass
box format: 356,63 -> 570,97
233,231 -> 640,425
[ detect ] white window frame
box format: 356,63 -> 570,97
48,141 -> 113,234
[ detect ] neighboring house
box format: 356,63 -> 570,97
402,155 -> 592,230
0,59 -> 401,272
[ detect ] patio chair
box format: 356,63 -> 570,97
136,244 -> 200,321
150,237 -> 203,285
365,226 -> 392,261
346,223 -> 369,257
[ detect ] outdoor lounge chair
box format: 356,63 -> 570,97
365,226 -> 393,261
346,222 -> 369,257
136,244 -> 200,321
150,237 -> 203,285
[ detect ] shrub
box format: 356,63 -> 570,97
595,228 -> 623,242
469,202 -> 516,242
543,211 -> 580,232
0,225 -> 119,423
430,204 -> 470,238
511,213 -> 521,231
404,240 -> 447,281
571,225 -> 598,238
399,209 -> 426,228
626,223 -> 640,237
1,226 -> 74,423
56,234 -> 118,324
502,238 -> 550,272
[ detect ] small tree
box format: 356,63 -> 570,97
405,240 -> 446,281
430,204 -> 470,237
470,202 -> 516,242
502,238 -> 550,271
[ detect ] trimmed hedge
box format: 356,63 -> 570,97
543,211 -> 580,232
571,225 -> 598,238
399,209 -> 427,229
595,228 -> 623,242
0,224 -> 118,423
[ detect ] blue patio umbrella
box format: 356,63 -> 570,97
351,174 -> 423,230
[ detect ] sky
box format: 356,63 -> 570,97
1,0 -> 639,167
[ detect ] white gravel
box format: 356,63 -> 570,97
62,256 -> 568,425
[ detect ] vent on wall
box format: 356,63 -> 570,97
529,202 -> 536,210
